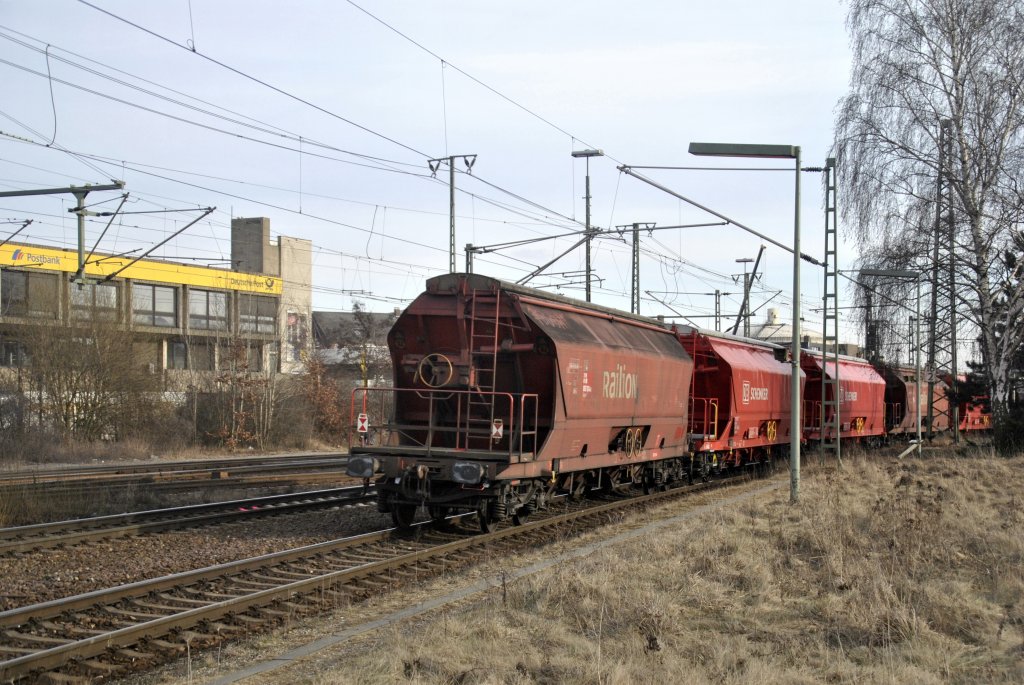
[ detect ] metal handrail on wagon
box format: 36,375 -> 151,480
885,401 -> 903,430
688,396 -> 719,440
803,399 -> 824,432
351,387 -> 540,460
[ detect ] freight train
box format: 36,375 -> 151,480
346,274 -> 987,531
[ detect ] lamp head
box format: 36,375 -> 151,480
688,142 -> 798,159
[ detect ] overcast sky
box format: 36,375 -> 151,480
0,1 -> 859,339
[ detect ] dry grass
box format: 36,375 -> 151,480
320,452 -> 1023,684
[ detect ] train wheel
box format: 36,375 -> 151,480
428,505 -> 450,524
391,504 -> 417,530
512,507 -> 529,525
477,502 -> 496,533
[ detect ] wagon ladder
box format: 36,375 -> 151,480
464,287 -> 502,448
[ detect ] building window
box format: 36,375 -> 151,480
286,311 -> 307,362
1,270 -> 59,319
246,343 -> 263,371
0,340 -> 28,367
190,341 -> 214,371
218,341 -> 262,372
132,283 -> 177,327
188,289 -> 229,331
167,341 -> 187,370
239,294 -> 277,334
71,282 -> 120,321
133,340 -> 162,372
266,342 -> 279,373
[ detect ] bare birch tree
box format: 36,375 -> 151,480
835,0 -> 1024,420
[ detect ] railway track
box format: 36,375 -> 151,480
0,471 -> 769,683
0,453 -> 347,495
0,486 -> 376,556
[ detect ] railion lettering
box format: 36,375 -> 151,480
603,364 -> 638,400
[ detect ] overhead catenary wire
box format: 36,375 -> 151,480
1,10 -> 836,321
0,157 -> 587,291
47,5 -> 612,238
0,66 -> 585,245
342,0 -> 607,158
76,0 -> 432,160
0,24 -> 615,268
0,28 -> 425,173
0,153 -> 572,234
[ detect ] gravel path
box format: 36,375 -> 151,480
0,505 -> 392,611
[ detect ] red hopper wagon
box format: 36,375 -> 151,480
347,274 -> 694,531
802,352 -> 887,442
675,326 -> 797,475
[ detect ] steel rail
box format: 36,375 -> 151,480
0,486 -> 375,555
0,471 -> 763,682
0,459 -> 354,501
0,453 -> 345,486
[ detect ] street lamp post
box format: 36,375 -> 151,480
860,268 -> 922,457
571,149 -> 604,302
688,142 -> 802,503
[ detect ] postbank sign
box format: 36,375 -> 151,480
1,244 -> 282,294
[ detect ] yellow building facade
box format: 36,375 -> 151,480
0,218 -> 311,384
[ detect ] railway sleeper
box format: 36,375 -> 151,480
72,613 -> 136,628
39,621 -> 108,638
0,644 -> 35,656
114,647 -> 154,661
229,579 -> 280,590
267,568 -> 317,580
248,572 -> 300,584
189,590 -> 244,601
135,599 -> 199,612
207,621 -> 248,637
38,672 -> 91,685
144,638 -> 187,654
180,629 -> 220,645
104,606 -> 170,620
3,629 -> 73,646
312,589 -> 349,604
350,577 -> 390,590
231,614 -> 266,626
79,659 -> 121,675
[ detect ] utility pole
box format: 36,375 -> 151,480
731,245 -> 764,337
0,182 -> 125,281
926,119 -> 958,442
865,290 -> 875,358
734,257 -> 753,336
617,222 -> 654,314
805,158 -> 839,465
572,149 -> 604,301
428,155 -> 477,274
947,129 -> 959,443
632,224 -> 640,314
714,289 -> 722,331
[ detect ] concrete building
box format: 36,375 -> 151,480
310,309 -> 397,385
0,217 -> 312,386
230,217 -> 312,374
